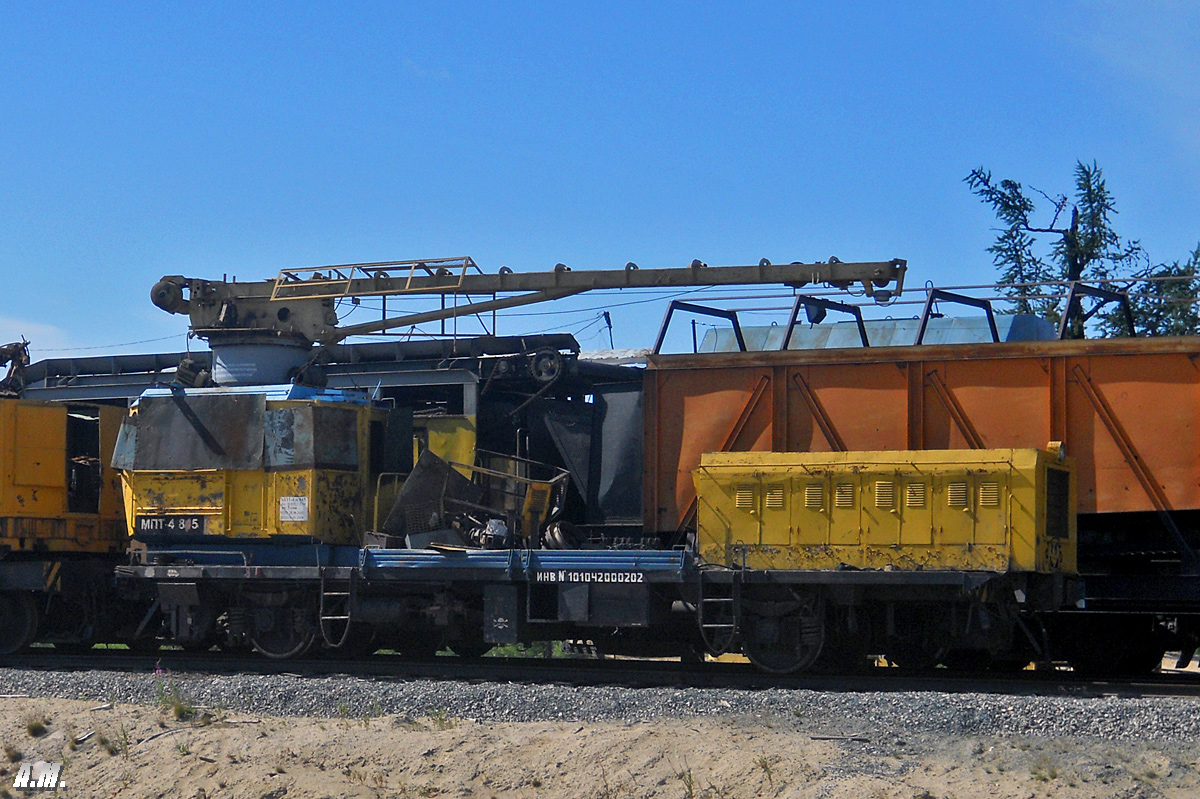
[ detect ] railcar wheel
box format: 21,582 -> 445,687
52,641 -> 97,654
1072,640 -> 1167,676
811,607 -> 874,674
249,606 -> 316,660
395,642 -> 439,658
447,639 -> 494,659
939,649 -> 992,672
883,609 -> 952,671
741,592 -> 825,675
321,623 -> 379,658
0,592 -> 39,655
126,636 -> 162,653
1059,615 -> 1169,676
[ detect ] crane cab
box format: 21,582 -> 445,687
113,385 -> 393,544
0,399 -> 125,553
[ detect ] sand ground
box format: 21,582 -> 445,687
1,696 -> 1198,799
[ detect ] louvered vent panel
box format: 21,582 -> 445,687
875,481 -> 896,508
947,481 -> 969,507
804,483 -> 824,508
979,481 -> 1001,507
834,483 -> 855,509
734,485 -> 755,509
906,482 -> 927,508
765,484 -> 785,509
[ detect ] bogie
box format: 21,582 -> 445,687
0,592 -> 39,655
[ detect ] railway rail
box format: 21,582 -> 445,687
4,649 -> 1200,700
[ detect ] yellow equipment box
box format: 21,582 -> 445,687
0,399 -> 126,553
694,448 -> 1075,573
115,384 -> 478,544
116,389 -> 388,545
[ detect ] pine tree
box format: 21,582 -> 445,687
1100,246 -> 1200,337
964,161 -> 1165,337
964,170 -> 1057,318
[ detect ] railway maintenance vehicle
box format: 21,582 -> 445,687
1,255 -> 1195,674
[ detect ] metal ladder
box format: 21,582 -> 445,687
697,569 -> 741,655
318,568 -> 357,648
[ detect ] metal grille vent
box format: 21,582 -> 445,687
906,482 -> 927,508
765,484 -> 785,509
735,485 -> 755,509
875,481 -> 896,508
947,481 -> 969,507
526,486 -> 551,515
804,483 -> 824,508
834,483 -> 855,509
978,481 -> 1000,507
405,502 -> 441,534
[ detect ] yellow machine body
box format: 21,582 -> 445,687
372,414 -> 477,530
120,389 -> 482,543
123,466 -> 368,544
694,448 -> 1075,573
0,399 -> 125,553
121,397 -> 386,545
417,416 -> 476,477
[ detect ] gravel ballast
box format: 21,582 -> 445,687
4,666 -> 1200,743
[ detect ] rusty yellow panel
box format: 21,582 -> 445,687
13,404 -> 66,490
264,469 -> 360,543
520,478 -> 562,540
693,467 -> 748,564
372,472 -> 405,531
974,473 -> 1010,546
314,471 -> 363,544
0,402 -> 25,515
692,468 -> 724,561
122,470 -> 227,537
0,518 -> 124,554
794,477 -> 831,547
0,403 -> 12,513
931,474 -> 976,549
270,471 -> 314,537
862,477 -> 900,546
758,478 -> 790,547
695,449 -> 1075,574
120,472 -> 134,536
228,470 -> 266,536
899,479 -> 932,545
132,471 -> 225,513
421,416 -> 476,477
9,403 -> 67,523
119,396 -> 379,544
0,400 -> 125,554
124,466 -> 363,542
985,450 -> 1033,569
98,405 -> 126,524
828,476 -> 860,545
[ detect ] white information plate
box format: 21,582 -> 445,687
279,496 -> 310,522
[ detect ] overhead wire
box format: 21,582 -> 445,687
36,334 -> 187,352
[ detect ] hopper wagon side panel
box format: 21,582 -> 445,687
646,339 -> 1200,534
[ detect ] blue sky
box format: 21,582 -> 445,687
2,2 -> 1199,356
